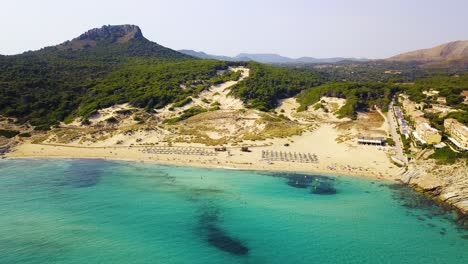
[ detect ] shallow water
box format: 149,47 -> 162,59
0,159 -> 466,264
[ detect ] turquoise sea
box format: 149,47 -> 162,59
0,159 -> 466,264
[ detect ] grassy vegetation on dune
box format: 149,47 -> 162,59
163,107 -> 208,125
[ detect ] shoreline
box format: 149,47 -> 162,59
4,146 -> 467,221
5,124 -> 403,182
5,142 -> 400,182
4,155 -> 397,183
5,153 -> 468,224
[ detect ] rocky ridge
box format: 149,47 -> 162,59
58,25 -> 145,50
400,159 -> 468,227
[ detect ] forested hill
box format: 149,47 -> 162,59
0,24 -> 327,129
4,25 -> 463,130
0,25 -> 206,127
22,25 -> 190,62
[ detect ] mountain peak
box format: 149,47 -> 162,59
77,25 -> 143,42
59,24 -> 145,50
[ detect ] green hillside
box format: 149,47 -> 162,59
1,24 -> 466,129
0,25 -> 324,127
0,25 -> 204,127
230,62 -> 321,110
76,60 -> 236,119
297,82 -> 399,118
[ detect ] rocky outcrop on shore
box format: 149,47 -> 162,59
0,137 -> 17,156
400,160 -> 468,226
1,146 -> 11,156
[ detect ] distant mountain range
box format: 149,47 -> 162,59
181,40 -> 468,66
178,50 -> 369,64
387,40 -> 468,67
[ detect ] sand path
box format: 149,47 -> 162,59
157,67 -> 249,120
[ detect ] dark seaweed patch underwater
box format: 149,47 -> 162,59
62,159 -> 110,188
385,183 -> 468,233
271,172 -> 338,195
198,206 -> 249,256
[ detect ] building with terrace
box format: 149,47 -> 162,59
444,118 -> 468,152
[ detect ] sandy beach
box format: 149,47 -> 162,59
6,124 -> 402,181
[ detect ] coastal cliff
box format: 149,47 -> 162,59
400,160 -> 468,227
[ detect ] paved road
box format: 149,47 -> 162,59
387,101 -> 407,165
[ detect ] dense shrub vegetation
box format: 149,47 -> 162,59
287,61 -> 429,83
229,62 -> 321,110
76,60 -> 235,118
1,33 -> 466,130
0,129 -> 20,138
0,46 -> 234,127
0,33 -> 198,127
405,74 -> 468,105
429,147 -> 468,165
404,73 -> 468,125
296,82 -> 399,118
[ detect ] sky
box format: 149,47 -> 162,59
1,0 -> 467,58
